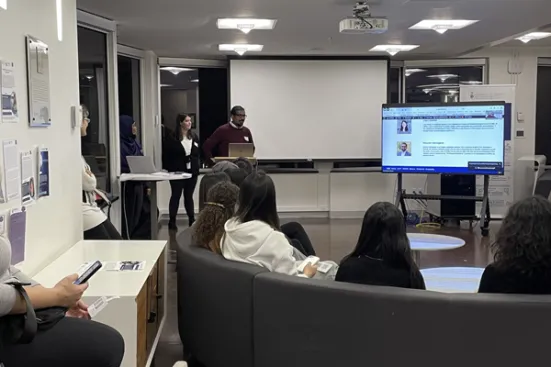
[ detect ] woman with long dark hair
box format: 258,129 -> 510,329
164,114 -> 200,230
221,171 -> 317,277
479,196 -> 551,294
336,202 -> 425,289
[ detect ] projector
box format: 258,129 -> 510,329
339,17 -> 388,34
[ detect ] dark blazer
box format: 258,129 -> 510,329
163,132 -> 200,176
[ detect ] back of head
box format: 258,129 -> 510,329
233,157 -> 254,175
212,161 -> 238,173
493,196 -> 551,274
235,171 -> 279,229
345,202 -> 413,269
193,181 -> 239,254
226,168 -> 248,188
199,172 -> 230,211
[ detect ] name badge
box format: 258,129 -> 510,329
244,136 -> 249,142
194,141 -> 199,147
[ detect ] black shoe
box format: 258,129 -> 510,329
168,221 -> 178,231
188,218 -> 195,227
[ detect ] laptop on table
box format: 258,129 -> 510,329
228,143 -> 254,158
126,156 -> 159,174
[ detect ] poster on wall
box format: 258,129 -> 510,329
460,84 -> 516,218
1,61 -> 19,124
2,139 -> 20,203
20,150 -> 35,205
26,36 -> 51,127
9,207 -> 27,265
37,147 -> 50,198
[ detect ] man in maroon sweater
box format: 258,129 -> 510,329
203,105 -> 255,164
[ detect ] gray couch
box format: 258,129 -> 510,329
177,229 -> 551,367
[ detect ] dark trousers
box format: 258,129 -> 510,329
84,219 -> 122,240
169,176 -> 198,222
2,317 -> 125,367
281,221 -> 316,257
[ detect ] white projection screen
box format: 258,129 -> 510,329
229,59 -> 388,160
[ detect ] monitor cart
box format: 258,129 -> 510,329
394,173 -> 491,237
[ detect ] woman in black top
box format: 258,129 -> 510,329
164,114 -> 200,230
479,196 -> 551,294
336,202 -> 425,289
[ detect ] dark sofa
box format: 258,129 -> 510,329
177,229 -> 551,367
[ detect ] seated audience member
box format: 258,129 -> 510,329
212,161 -> 237,174
198,172 -> 231,211
119,115 -> 153,239
225,168 -> 249,188
335,202 -> 425,289
193,181 -> 239,254
0,238 -> 124,366
479,196 -> 551,294
233,157 -> 254,175
221,171 -> 317,278
80,105 -> 122,240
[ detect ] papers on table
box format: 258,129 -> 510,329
78,260 -> 146,273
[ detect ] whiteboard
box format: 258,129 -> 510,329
229,59 -> 388,159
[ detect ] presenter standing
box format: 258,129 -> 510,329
164,114 -> 200,230
203,105 -> 254,165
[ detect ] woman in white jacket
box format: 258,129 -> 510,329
221,171 -> 317,278
81,105 -> 122,240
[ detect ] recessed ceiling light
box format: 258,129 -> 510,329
369,45 -> 419,56
460,80 -> 483,85
190,79 -> 199,83
409,20 -> 478,34
427,74 -> 458,82
0,0 -> 6,10
160,67 -> 194,75
515,32 -> 551,43
219,44 -> 264,56
405,68 -> 426,77
160,84 -> 172,88
217,18 -> 277,34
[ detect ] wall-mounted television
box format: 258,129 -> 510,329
381,101 -> 506,175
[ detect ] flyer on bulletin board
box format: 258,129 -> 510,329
1,61 -> 19,124
37,147 -> 49,198
20,150 -> 35,205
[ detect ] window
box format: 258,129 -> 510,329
118,55 -> 142,142
160,67 -> 199,137
405,66 -> 484,103
78,26 -> 110,191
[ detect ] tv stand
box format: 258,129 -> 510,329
395,173 -> 491,237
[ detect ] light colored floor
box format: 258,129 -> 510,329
153,217 -> 499,366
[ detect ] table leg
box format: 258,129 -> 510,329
150,183 -> 158,240
414,251 -> 421,266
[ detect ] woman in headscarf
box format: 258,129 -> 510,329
119,115 -> 154,239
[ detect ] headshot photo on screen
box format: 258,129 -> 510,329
398,120 -> 411,134
397,142 -> 411,157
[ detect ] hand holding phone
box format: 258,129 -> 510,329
74,260 -> 103,285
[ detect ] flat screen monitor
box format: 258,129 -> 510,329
381,102 -> 506,175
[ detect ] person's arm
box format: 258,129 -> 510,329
269,233 -> 316,278
248,129 -> 255,153
82,162 -> 97,192
203,128 -> 222,163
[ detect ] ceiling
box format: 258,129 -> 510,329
77,0 -> 551,59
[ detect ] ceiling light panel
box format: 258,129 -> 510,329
515,32 -> 551,43
219,44 -> 264,56
217,18 -> 277,34
369,45 -> 419,56
410,20 -> 478,34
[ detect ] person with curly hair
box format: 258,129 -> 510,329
193,181 -> 239,254
478,196 -> 551,294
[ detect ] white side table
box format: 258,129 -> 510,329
421,267 -> 485,293
34,240 -> 168,367
408,233 -> 466,265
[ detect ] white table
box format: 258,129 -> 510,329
408,233 -> 466,265
34,240 -> 168,367
421,267 -> 485,293
120,172 -> 191,240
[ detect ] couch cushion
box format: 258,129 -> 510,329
253,272 -> 551,367
177,229 -> 267,367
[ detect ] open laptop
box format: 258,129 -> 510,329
126,156 -> 158,174
228,143 -> 254,158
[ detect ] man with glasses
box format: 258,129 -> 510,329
203,105 -> 255,165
